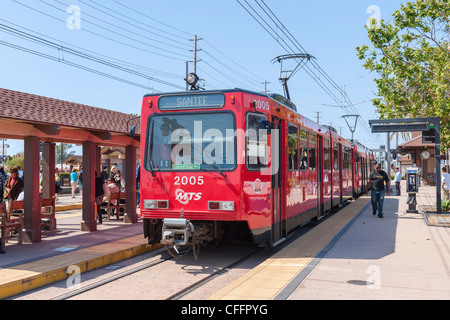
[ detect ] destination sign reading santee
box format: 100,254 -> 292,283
158,93 -> 225,110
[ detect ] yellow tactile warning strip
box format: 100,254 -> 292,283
0,236 -> 162,299
56,204 -> 82,212
208,196 -> 371,300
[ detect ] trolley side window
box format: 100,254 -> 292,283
299,127 -> 308,170
343,147 -> 350,170
246,113 -> 268,171
288,124 -> 299,171
308,132 -> 316,171
324,138 -> 330,170
347,148 -> 352,171
147,112 -> 236,172
333,142 -> 339,170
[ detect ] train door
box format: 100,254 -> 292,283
317,135 -> 324,218
271,116 -> 284,245
339,143 -> 343,205
332,141 -> 341,208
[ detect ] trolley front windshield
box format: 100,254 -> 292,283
146,112 -> 236,172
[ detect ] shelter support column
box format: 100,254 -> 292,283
124,145 -> 137,223
42,142 -> 56,229
81,141 -> 97,232
23,136 -> 41,243
96,146 -> 101,176
42,142 -> 56,198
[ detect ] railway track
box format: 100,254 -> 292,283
48,245 -> 262,301
14,198 -> 355,301
51,249 -> 174,300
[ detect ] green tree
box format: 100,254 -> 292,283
5,152 -> 24,170
356,0 -> 450,150
56,143 -> 76,165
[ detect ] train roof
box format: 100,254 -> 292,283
144,88 -> 267,98
143,88 -> 370,151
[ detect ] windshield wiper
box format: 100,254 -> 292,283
199,161 -> 227,179
149,160 -> 156,178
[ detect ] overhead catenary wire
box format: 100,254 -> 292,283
111,0 -> 195,38
12,0 -> 190,62
0,22 -> 186,91
0,18 -> 183,80
237,0 -> 381,143
0,39 -> 163,92
75,0 -> 193,51
38,0 -> 192,59
257,0 -> 377,137
12,0 -> 274,94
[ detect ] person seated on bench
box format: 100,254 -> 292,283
101,178 -> 119,218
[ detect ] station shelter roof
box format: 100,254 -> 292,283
0,88 -> 140,147
0,87 -> 141,242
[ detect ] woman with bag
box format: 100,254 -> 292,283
4,167 -> 23,214
4,167 -> 22,201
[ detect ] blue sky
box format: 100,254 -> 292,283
0,0 -> 408,156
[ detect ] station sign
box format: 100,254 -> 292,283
422,128 -> 435,144
158,93 -> 225,110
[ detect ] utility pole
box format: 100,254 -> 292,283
386,132 -> 391,178
190,35 -> 202,74
185,61 -> 189,91
194,35 -> 198,73
262,81 -> 270,93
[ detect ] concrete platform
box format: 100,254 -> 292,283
209,184 -> 450,300
55,194 -> 82,211
1,185 -> 449,300
0,199 -> 158,299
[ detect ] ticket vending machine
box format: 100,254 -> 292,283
406,167 -> 419,213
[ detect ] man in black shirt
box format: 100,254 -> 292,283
366,163 -> 390,218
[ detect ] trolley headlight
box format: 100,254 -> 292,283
185,72 -> 199,86
144,200 -> 169,209
208,201 -> 234,211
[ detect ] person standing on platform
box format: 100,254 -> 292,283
101,166 -> 109,183
136,162 -> 140,207
54,168 -> 61,202
366,163 -> 390,218
110,166 -> 122,191
0,167 -> 6,204
70,168 -> 78,198
95,171 -> 106,224
394,167 -> 402,196
78,166 -> 83,197
17,165 -> 24,191
442,167 -> 450,201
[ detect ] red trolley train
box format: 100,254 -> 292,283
140,77 -> 374,257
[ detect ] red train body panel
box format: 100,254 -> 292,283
139,89 -> 374,247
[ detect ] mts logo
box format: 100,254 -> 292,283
175,189 -> 202,205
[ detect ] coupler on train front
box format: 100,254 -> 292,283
143,218 -> 222,260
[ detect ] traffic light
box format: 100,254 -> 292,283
392,153 -> 397,160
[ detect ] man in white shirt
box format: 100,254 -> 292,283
442,167 -> 450,200
394,167 -> 402,196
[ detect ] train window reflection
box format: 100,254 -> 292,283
299,127 -> 308,170
324,138 -> 330,170
309,132 -> 316,171
147,113 -> 235,171
246,113 -> 268,171
288,124 -> 299,171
